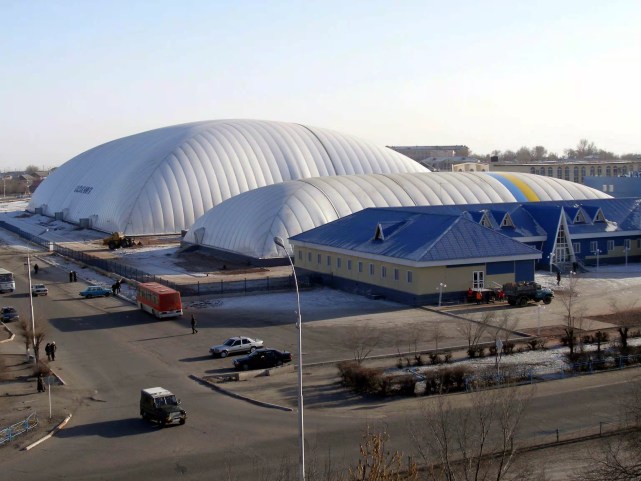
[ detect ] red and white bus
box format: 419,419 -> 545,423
136,282 -> 183,319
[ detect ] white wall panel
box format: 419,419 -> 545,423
183,172 -> 611,259
29,120 -> 425,235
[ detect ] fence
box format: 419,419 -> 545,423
0,221 -> 308,297
0,412 -> 38,445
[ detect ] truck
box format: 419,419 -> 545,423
502,281 -> 553,307
102,232 -> 135,250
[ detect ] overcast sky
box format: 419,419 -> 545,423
2,0 -> 640,171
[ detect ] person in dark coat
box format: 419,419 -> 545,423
69,271 -> 73,282
190,314 -> 198,334
50,341 -> 57,361
33,264 -> 39,275
556,271 -> 561,286
111,283 -> 117,295
45,343 -> 52,361
115,280 -> 121,294
72,271 -> 77,282
37,374 -> 45,393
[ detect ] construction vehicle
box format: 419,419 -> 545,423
102,232 -> 135,250
502,281 -> 553,307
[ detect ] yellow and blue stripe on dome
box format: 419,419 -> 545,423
486,173 -> 540,202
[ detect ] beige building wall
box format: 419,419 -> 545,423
295,247 -> 519,296
451,162 -> 489,173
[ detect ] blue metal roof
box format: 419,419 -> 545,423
292,208 -> 540,263
290,198 -> 641,264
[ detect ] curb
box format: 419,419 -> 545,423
23,413 -> 72,451
189,374 -> 293,412
0,321 -> 15,343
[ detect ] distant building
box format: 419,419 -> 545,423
387,145 -> 469,161
492,159 -> 641,184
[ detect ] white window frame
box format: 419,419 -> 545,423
573,242 -> 581,254
336,257 -> 341,269
607,240 -> 614,252
369,264 -> 375,276
473,271 -> 485,289
590,241 -> 598,253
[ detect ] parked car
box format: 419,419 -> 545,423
31,284 -> 48,296
233,348 -> 292,371
0,306 -> 19,322
80,285 -> 112,298
209,336 -> 264,358
140,387 -> 186,427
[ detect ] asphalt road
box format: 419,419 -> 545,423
1,247 -> 640,480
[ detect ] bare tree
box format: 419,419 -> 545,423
608,297 -> 641,352
411,383 -> 536,481
17,318 -> 32,361
347,430 -> 418,481
554,272 -> 585,358
576,378 -> 641,481
457,313 -> 492,357
531,146 -> 548,160
344,324 -> 380,365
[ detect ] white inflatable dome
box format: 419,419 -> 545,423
28,120 -> 426,234
183,171 -> 611,259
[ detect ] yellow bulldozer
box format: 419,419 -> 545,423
102,232 -> 135,250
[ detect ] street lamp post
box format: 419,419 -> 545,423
273,236 -> 305,481
437,282 -> 446,307
537,305 -> 545,337
25,254 -> 36,361
549,252 -> 555,274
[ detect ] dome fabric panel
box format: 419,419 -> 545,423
182,171 -> 611,259
29,120 -> 426,235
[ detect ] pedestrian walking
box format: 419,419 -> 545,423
190,314 -> 198,334
45,342 -> 52,361
115,280 -> 121,294
111,283 -> 117,295
33,263 -> 39,275
37,374 -> 45,393
50,341 -> 57,361
556,271 -> 561,286
72,271 -> 77,282
69,271 -> 73,282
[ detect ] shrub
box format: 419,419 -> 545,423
428,353 -> 441,365
443,352 -> 453,363
337,361 -> 385,394
413,354 -> 424,366
502,341 -> 516,354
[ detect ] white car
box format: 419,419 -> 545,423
31,284 -> 48,296
209,336 -> 264,358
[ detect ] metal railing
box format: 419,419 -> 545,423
0,412 -> 38,445
0,221 -> 309,297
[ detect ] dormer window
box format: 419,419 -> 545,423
374,223 -> 385,241
480,212 -> 492,228
594,209 -> 606,223
574,210 -> 586,224
500,213 -> 514,228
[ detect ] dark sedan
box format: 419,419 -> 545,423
233,348 -> 292,371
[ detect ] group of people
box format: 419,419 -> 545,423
68,270 -> 78,282
111,279 -> 123,295
467,287 -> 505,304
45,341 -> 57,361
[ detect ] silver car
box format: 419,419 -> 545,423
209,336 -> 263,358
